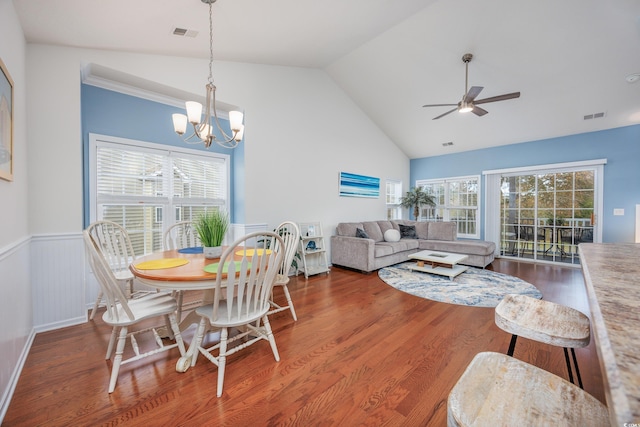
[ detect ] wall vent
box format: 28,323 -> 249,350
172,27 -> 198,37
583,112 -> 606,120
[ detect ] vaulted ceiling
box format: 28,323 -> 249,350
13,0 -> 640,158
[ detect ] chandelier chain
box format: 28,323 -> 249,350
171,0 -> 243,149
208,1 -> 214,86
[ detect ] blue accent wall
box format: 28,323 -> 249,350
81,84 -> 244,226
410,125 -> 640,243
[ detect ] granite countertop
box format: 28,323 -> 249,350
579,243 -> 640,426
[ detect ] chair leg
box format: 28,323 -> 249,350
282,285 -> 297,321
563,347 -> 575,385
564,347 -> 584,389
190,318 -> 208,367
507,334 -> 518,356
108,326 -> 128,393
175,290 -> 184,322
570,348 -> 584,389
217,328 -> 229,398
168,313 -> 186,356
106,326 -> 119,359
261,315 -> 280,362
90,291 -> 103,320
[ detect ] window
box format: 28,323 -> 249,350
483,159 -> 605,266
386,179 -> 402,220
89,134 -> 229,256
416,175 -> 480,238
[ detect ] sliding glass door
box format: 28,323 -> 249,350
499,168 -> 598,265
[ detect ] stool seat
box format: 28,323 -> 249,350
448,352 -> 609,427
495,294 -> 590,348
495,294 -> 590,388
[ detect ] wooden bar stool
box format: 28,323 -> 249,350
448,352 -> 609,426
494,293 -> 590,388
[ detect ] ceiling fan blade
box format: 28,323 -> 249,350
423,103 -> 458,108
472,106 -> 489,116
432,108 -> 458,120
464,86 -> 484,102
474,92 -> 521,105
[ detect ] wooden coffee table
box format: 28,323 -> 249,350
407,250 -> 469,280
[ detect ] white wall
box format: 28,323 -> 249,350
26,44 -> 410,236
0,0 -> 32,421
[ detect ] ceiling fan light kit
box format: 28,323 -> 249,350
423,53 -> 520,120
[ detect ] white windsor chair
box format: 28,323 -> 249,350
268,221 -> 300,321
176,231 -> 284,397
86,220 -> 143,320
84,230 -> 186,393
163,221 -> 203,320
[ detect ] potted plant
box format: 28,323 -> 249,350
194,210 -> 230,259
400,187 -> 436,220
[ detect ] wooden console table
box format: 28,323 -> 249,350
579,243 -> 640,426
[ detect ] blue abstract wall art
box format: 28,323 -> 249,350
339,172 -> 380,198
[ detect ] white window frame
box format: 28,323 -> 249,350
483,159 -> 606,261
89,133 -> 230,254
386,179 -> 402,220
416,175 -> 481,239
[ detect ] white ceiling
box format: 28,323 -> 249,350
13,0 -> 640,158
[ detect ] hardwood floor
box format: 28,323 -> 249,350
3,259 -> 604,426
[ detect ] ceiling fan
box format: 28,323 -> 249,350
422,53 -> 520,120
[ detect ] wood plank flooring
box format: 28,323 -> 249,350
3,259 -> 604,426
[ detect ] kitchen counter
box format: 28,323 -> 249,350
579,243 -> 640,426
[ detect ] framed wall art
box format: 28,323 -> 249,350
339,172 -> 380,198
0,57 -> 14,181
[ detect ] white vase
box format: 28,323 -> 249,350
203,246 -> 223,259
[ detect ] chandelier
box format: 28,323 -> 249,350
172,0 -> 244,149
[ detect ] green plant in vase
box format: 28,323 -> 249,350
194,210 -> 230,258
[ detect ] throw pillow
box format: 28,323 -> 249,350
384,229 -> 401,242
356,228 -> 370,239
399,224 -> 417,239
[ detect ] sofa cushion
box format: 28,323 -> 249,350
392,220 -> 428,240
428,222 -> 457,241
377,240 -> 419,254
363,222 -> 384,242
419,240 -> 495,256
415,222 -> 429,240
356,228 -> 370,239
376,221 -> 395,235
399,224 -> 417,239
384,229 -> 401,242
336,222 -> 364,237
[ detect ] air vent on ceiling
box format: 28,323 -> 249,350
172,27 -> 198,37
583,112 -> 606,120
442,141 -> 454,147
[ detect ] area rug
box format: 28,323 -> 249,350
378,262 -> 542,307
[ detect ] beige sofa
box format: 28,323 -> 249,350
330,220 -> 495,273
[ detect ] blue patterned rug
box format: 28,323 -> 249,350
378,262 -> 542,307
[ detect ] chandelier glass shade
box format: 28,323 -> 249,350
172,0 -> 244,149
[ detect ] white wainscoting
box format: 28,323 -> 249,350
32,224 -> 268,330
0,237 -> 34,423
30,233 -> 87,332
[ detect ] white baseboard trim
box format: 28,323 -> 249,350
34,316 -> 88,334
0,328 -> 36,424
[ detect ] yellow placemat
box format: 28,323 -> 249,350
134,258 -> 189,270
234,248 -> 272,257
204,261 -> 251,274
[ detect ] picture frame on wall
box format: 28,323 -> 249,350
0,57 -> 14,182
339,171 -> 380,198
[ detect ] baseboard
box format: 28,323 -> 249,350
34,316 -> 88,334
0,328 -> 36,424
